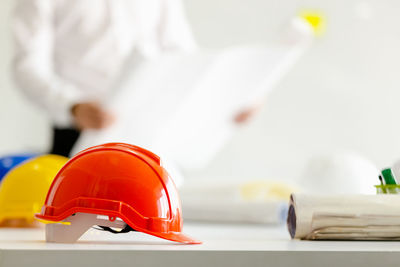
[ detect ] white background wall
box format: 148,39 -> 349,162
1,0 -> 400,183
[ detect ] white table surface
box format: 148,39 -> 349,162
1,222 -> 400,267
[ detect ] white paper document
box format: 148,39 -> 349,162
72,18 -> 314,170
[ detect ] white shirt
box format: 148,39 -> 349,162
12,0 -> 196,126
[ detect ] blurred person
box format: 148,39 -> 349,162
12,0 -> 259,157
12,0 -> 196,157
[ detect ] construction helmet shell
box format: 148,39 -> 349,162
36,143 -> 201,244
0,154 -> 68,226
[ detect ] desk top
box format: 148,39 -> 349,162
1,223 -> 400,267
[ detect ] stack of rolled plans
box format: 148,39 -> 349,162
288,194 -> 400,240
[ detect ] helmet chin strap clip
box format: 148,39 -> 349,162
46,213 -> 128,243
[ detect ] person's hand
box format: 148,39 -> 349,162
234,102 -> 264,125
71,102 -> 115,130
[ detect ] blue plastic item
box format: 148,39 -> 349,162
0,154 -> 37,182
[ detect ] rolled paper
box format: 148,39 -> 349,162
288,194 -> 400,240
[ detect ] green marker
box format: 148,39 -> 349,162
381,168 -> 398,194
381,168 -> 397,185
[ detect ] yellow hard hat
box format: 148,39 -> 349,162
0,154 -> 68,226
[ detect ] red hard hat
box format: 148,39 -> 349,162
35,143 -> 201,244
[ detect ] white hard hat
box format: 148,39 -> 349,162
300,151 -> 379,194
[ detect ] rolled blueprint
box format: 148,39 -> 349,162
288,194 -> 400,240
182,200 -> 288,224
180,181 -> 294,224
